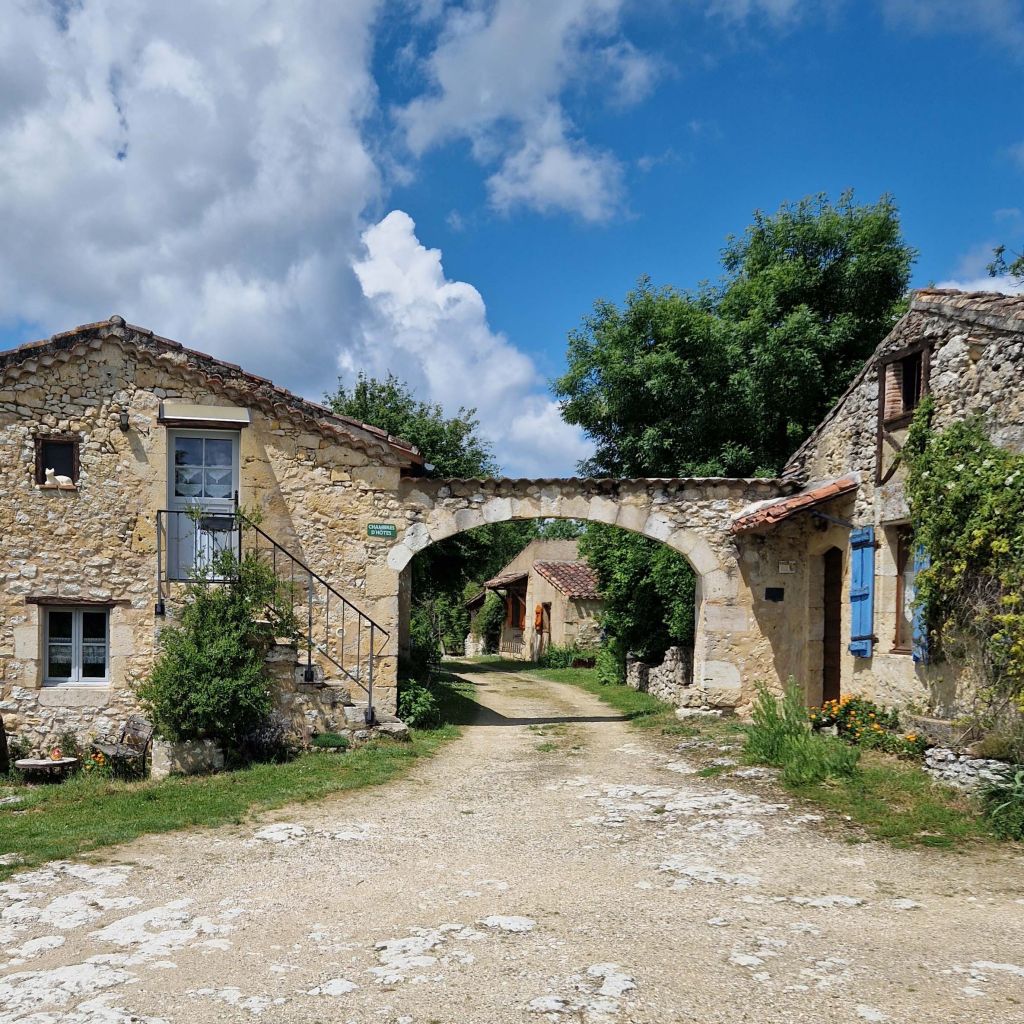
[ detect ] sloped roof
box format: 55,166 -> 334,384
0,316 -> 423,467
731,474 -> 859,534
534,560 -> 602,600
481,570 -> 529,589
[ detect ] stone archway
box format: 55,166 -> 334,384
391,476 -> 785,709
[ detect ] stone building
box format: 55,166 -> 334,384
467,539 -> 603,659
1,289 -> 1021,749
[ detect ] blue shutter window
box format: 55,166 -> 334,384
848,526 -> 876,658
911,544 -> 931,665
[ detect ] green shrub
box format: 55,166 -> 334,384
538,643 -> 595,669
397,680 -> 440,728
403,605 -> 442,679
139,550 -> 292,751
809,694 -> 926,758
980,765 -> 1024,841
311,732 -> 350,751
473,592 -> 506,654
595,638 -> 626,685
747,681 -> 860,785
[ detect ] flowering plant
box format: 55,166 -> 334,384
809,694 -> 925,758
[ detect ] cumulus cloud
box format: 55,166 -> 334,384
0,0 -> 598,476
396,0 -> 649,221
936,275 -> 1024,295
881,0 -> 1024,52
352,211 -> 593,477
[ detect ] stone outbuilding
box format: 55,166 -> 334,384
467,539 -> 603,659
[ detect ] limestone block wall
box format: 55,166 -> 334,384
0,324 -> 412,749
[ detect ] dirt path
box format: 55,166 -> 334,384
2,668 -> 1024,1023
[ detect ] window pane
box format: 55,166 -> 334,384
82,611 -> 107,641
204,468 -> 232,498
48,610 -> 73,641
41,441 -> 75,479
175,467 -> 203,498
204,438 -> 234,467
174,437 -> 203,466
47,643 -> 73,679
81,642 -> 107,678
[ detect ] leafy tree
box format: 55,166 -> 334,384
555,191 -> 915,670
988,245 -> 1024,285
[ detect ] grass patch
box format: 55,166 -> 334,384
789,749 -> 995,849
0,677 -> 477,880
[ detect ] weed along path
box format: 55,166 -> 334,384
3,667 -> 1024,1023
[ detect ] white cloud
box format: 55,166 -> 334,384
935,275 -> 1024,295
395,0 -> 646,221
705,0 -> 807,24
352,211 -> 593,477
0,0 -> 595,476
882,0 -> 1024,52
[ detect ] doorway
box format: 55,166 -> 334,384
822,547 -> 843,703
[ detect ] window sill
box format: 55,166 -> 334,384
37,686 -> 110,708
35,483 -> 78,491
889,646 -> 912,657
882,413 -> 915,430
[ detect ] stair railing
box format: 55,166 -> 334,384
155,507 -> 388,724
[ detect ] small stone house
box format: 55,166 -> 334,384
468,539 -> 603,660
0,317 -> 423,750
729,289 -> 1024,714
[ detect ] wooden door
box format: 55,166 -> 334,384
822,547 -> 843,703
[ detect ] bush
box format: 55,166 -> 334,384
980,766 -> 1024,840
397,680 -> 440,728
747,681 -> 860,785
538,643 -> 595,669
809,694 -> 926,758
138,550 -> 293,751
473,592 -> 505,654
403,605 -> 442,680
596,638 -> 626,685
311,732 -> 350,751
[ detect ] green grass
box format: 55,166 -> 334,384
0,678 -> 477,880
788,750 -> 996,849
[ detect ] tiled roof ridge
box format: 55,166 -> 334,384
0,316 -> 423,465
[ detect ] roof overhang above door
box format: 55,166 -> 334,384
158,403 -> 251,429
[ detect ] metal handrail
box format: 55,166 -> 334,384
155,508 -> 387,722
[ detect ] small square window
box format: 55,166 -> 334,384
34,436 -> 80,485
44,607 -> 109,684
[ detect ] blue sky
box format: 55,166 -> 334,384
1,1 -> 1022,474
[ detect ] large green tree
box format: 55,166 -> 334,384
555,192 -> 916,677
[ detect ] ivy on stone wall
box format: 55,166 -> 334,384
904,398 -> 1024,744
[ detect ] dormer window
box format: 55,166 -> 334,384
34,435 -> 80,486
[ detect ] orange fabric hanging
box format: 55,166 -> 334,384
534,604 -> 544,629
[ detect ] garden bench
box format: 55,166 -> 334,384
93,716 -> 154,777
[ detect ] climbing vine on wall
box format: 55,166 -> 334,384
904,398 -> 1024,745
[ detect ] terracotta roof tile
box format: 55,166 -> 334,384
534,561 -> 602,600
731,474 -> 859,534
481,570 -> 529,589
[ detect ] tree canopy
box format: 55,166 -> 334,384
555,192 -> 916,677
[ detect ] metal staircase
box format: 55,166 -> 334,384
155,506 -> 389,724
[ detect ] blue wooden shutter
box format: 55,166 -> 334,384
911,544 -> 930,664
848,527 -> 875,658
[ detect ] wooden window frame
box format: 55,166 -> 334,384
34,434 -> 81,486
43,606 -> 110,686
875,342 -> 932,485
893,527 -> 913,654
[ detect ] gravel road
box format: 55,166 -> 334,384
2,666 -> 1024,1024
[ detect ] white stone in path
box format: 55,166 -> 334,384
250,823 -> 308,845
307,977 -> 359,995
856,1006 -> 889,1022
478,915 -> 536,933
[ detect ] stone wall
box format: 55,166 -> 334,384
0,320 -> 414,750
625,647 -> 695,706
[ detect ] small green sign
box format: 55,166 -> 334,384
367,522 -> 398,539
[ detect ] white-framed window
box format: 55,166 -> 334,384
44,607 -> 109,685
